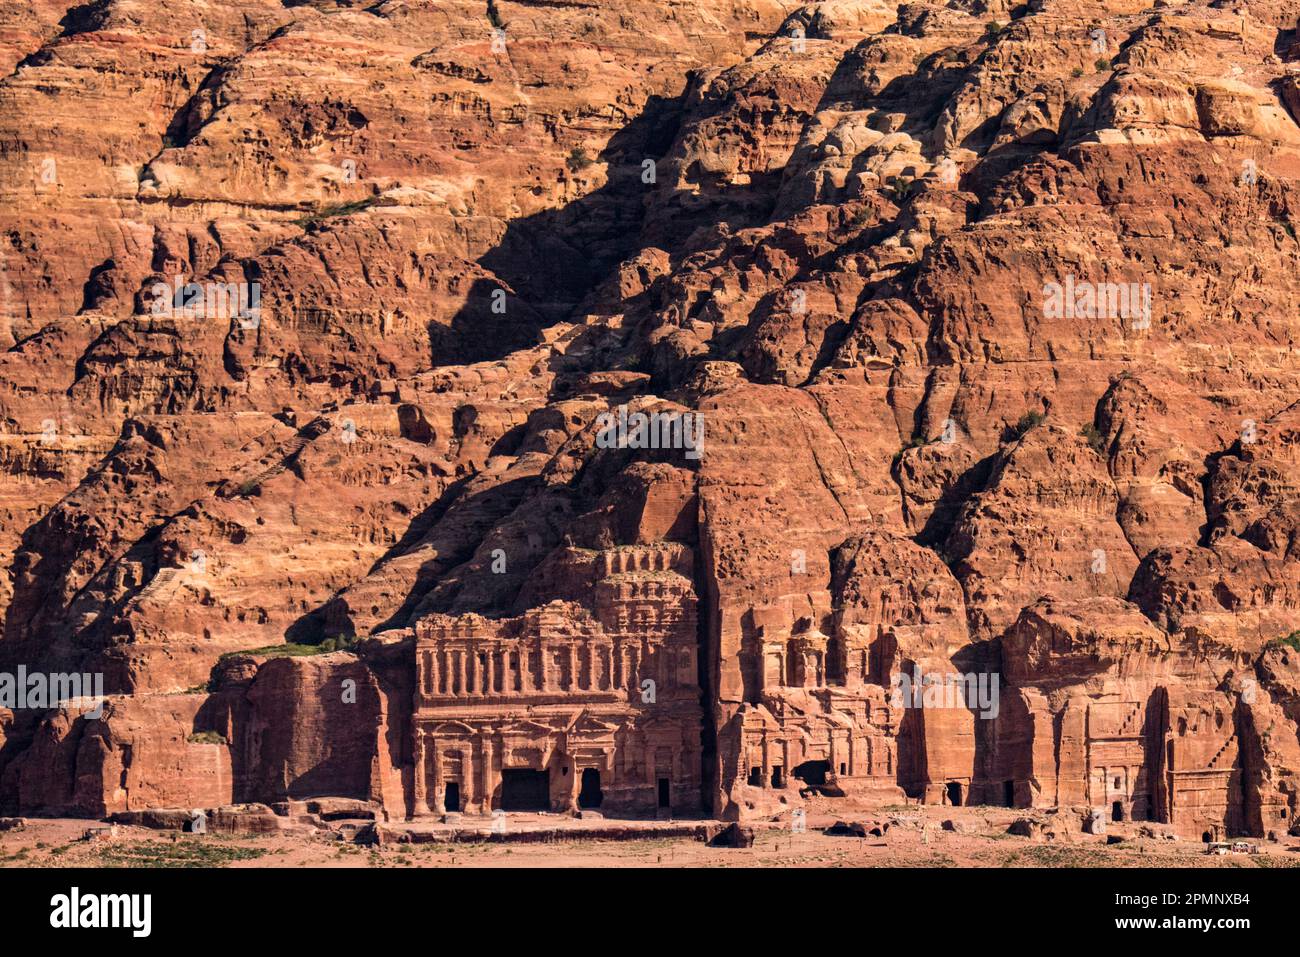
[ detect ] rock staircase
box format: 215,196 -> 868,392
1116,702 -> 1144,737
1208,736 -> 1236,770
134,566 -> 182,603
223,416 -> 332,495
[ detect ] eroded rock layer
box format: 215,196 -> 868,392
2,0 -> 1300,839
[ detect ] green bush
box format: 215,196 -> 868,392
1269,630 -> 1300,652
884,175 -> 915,204
1080,422 -> 1106,455
891,432 -> 928,467
846,205 -> 873,229
220,643 -> 323,661
100,841 -> 267,868
319,634 -> 357,653
219,635 -> 357,661
565,147 -> 593,172
186,731 -> 227,745
1005,410 -> 1046,442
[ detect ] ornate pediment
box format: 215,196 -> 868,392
500,718 -> 561,737
429,720 -> 477,736
568,710 -> 621,737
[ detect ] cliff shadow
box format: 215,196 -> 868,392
438,93 -> 686,367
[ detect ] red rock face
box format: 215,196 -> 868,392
1,0 -> 1299,842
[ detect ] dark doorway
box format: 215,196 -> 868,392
945,782 -> 963,807
771,766 -> 784,788
793,760 -> 830,787
657,777 -> 671,808
839,762 -> 847,775
747,766 -> 763,786
578,768 -> 604,809
444,781 -> 461,813
500,769 -> 549,811
1003,780 -> 1015,807
1111,801 -> 1125,822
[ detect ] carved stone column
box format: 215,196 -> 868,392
413,731 -> 428,816
481,737 -> 495,813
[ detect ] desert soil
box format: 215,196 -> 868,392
3,804 -> 1296,869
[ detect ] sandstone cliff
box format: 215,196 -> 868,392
1,0 -> 1298,840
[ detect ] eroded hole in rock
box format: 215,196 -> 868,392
793,760 -> 830,788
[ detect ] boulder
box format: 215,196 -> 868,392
708,823 -> 756,848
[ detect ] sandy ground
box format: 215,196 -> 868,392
2,803 -> 1297,868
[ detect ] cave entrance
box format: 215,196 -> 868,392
500,769 -> 549,811
578,768 -> 604,809
444,781 -> 461,813
945,782 -> 963,807
793,760 -> 830,787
